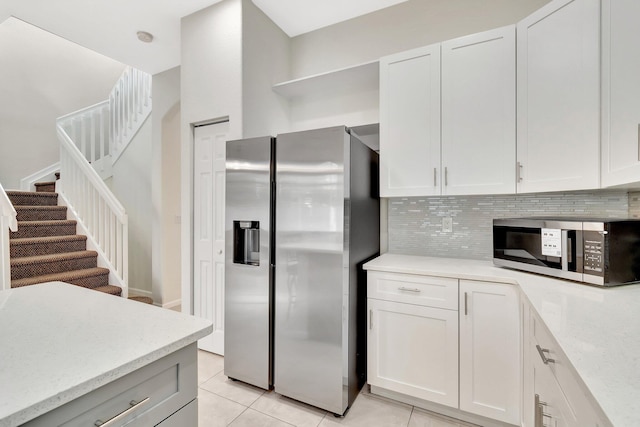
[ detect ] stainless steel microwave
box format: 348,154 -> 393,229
493,218 -> 640,286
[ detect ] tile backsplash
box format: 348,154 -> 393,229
388,190 -> 637,260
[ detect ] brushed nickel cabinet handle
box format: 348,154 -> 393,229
434,168 -> 437,186
398,286 -> 421,293
369,309 -> 373,330
517,162 -> 523,182
94,397 -> 150,426
464,292 -> 468,315
444,167 -> 448,186
536,344 -> 555,365
535,394 -> 543,427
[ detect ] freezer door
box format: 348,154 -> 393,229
224,136 -> 274,390
274,126 -> 349,414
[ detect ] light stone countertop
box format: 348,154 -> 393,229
364,253 -> 640,427
0,282 -> 213,427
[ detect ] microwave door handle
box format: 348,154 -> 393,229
561,230 -> 569,271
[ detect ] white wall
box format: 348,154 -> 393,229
180,0 -> 243,313
288,88 -> 380,132
241,0 -> 290,137
152,67 -> 182,308
111,118 -> 153,296
0,17 -> 125,189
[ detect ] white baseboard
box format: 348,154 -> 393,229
162,298 -> 182,310
128,288 -> 181,310
20,162 -> 60,191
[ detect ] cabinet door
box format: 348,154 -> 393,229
516,0 -> 600,193
380,44 -> 441,197
441,25 -> 516,195
601,0 -> 640,187
367,298 -> 458,408
532,344 -> 575,427
459,281 -> 520,425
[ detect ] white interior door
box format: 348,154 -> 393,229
193,121 -> 229,355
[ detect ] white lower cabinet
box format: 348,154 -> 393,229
367,271 -> 521,425
525,302 -> 611,427
368,298 -> 459,407
459,280 -> 521,425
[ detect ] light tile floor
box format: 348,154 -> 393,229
197,350 -> 480,427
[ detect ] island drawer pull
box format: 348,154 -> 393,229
536,344 -> 555,365
94,397 -> 150,426
398,286 -> 421,293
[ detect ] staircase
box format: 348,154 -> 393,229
7,186 -> 122,296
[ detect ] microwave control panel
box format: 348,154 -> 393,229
583,231 -> 605,275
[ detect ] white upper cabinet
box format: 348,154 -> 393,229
380,44 -> 441,197
516,0 -> 601,193
441,25 -> 516,195
601,0 -> 640,187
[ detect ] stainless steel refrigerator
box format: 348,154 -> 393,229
224,126 -> 380,415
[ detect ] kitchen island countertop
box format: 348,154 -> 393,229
0,282 -> 212,427
365,253 -> 640,427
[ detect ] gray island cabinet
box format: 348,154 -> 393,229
0,282 -> 212,427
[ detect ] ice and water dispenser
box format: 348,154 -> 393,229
233,221 -> 260,266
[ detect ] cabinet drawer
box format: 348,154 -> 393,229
155,399 -> 197,426
531,311 -> 609,426
367,271 -> 458,310
24,344 -> 197,427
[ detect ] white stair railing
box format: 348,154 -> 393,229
57,101 -> 112,180
57,126 -> 128,296
50,65 -> 151,297
109,67 -> 152,163
0,182 -> 17,290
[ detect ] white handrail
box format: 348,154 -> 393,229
57,126 -> 128,294
57,101 -> 112,180
109,67 -> 152,163
0,182 -> 17,290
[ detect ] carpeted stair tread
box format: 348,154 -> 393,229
7,185 -> 125,299
6,191 -> 58,206
10,235 -> 87,258
34,182 -> 56,192
11,250 -> 98,280
94,285 -> 122,296
10,220 -> 77,239
11,267 -> 110,288
15,205 -> 67,221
